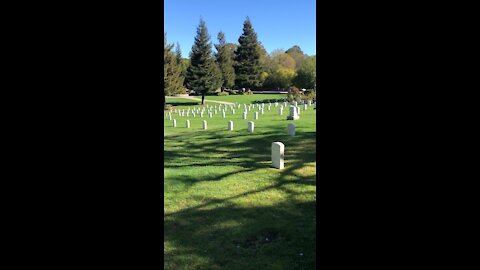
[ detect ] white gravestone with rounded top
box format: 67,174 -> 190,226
248,121 -> 254,133
272,142 -> 285,169
228,121 -> 234,131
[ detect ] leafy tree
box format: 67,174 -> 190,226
286,45 -> 307,70
293,56 -> 316,89
234,17 -> 262,90
214,31 -> 236,90
269,50 -> 296,71
185,19 -> 222,105
164,33 -> 185,108
265,67 -> 296,89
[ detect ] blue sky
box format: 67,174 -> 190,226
164,0 -> 316,57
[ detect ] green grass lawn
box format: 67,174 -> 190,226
165,97 -> 210,106
164,97 -> 316,269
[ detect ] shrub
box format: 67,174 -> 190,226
286,86 -> 303,102
304,90 -> 316,101
178,88 -> 189,95
242,90 -> 253,95
217,92 -> 229,96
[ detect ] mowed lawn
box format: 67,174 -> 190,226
164,94 -> 316,270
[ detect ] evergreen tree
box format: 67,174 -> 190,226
175,43 -> 188,79
214,31 -> 235,91
234,17 -> 262,90
185,19 -> 221,105
175,43 -> 182,63
164,33 -> 185,108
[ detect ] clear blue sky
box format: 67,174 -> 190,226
164,0 -> 316,57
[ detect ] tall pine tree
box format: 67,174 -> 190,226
185,19 -> 221,105
164,33 -> 185,108
234,17 -> 262,90
214,31 -> 235,91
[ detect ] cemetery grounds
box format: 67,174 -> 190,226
164,94 -> 316,269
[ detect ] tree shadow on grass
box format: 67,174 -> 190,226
164,124 -> 316,269
164,126 -> 315,175
166,101 -> 201,107
164,201 -> 316,270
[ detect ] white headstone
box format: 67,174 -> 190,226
254,112 -> 259,120
287,106 -> 299,120
186,120 -> 190,128
202,120 -> 207,130
173,119 -> 176,127
228,121 -> 234,131
242,112 -> 247,119
222,110 -> 226,118
271,142 -> 285,169
248,121 -> 255,133
279,107 -> 283,115
288,123 -> 296,136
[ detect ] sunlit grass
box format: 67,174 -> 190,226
164,95 -> 316,269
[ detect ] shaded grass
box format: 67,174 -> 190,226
164,100 -> 316,269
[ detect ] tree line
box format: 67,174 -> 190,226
164,17 -> 316,106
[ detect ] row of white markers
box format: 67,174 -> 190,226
170,119 -> 297,135
170,119 -> 293,170
164,100 -> 315,120
165,100 -> 314,170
